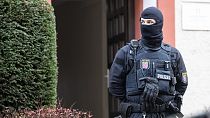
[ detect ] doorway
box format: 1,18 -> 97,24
52,0 -> 134,117
52,0 -> 108,118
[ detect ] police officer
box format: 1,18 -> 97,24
109,7 -> 188,118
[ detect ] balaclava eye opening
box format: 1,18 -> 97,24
140,7 -> 163,49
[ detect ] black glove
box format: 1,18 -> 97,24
142,77 -> 159,103
168,101 -> 184,118
175,94 -> 183,111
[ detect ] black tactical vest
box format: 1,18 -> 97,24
125,40 -> 177,103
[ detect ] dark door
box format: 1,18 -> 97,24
107,0 -> 134,117
53,0 -> 108,117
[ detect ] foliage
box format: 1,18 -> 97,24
0,105 -> 93,118
0,0 -> 57,110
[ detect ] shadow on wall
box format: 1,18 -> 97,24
191,112 -> 210,118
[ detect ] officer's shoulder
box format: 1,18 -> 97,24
114,45 -> 130,58
119,43 -> 130,52
170,46 -> 181,54
162,43 -> 180,53
162,43 -> 183,61
118,39 -> 139,53
161,43 -> 171,52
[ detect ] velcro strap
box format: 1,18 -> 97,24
157,60 -> 167,66
130,103 -> 167,113
131,103 -> 145,113
155,104 -> 167,112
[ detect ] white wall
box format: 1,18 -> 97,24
175,0 -> 210,116
143,0 -> 157,9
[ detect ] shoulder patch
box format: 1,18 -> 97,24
181,72 -> 188,84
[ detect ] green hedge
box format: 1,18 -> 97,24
0,0 -> 57,110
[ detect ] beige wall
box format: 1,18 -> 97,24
53,0 -> 108,117
175,0 -> 210,116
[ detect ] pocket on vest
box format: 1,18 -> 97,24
156,69 -> 171,94
126,72 -> 138,92
137,69 -> 146,90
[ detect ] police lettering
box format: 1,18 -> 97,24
157,74 -> 170,80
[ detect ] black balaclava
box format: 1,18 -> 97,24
141,7 -> 163,49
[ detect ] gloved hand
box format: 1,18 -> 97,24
168,100 -> 184,118
175,93 -> 183,111
168,101 -> 179,112
142,77 -> 159,103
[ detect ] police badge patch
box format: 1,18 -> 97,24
141,59 -> 150,69
182,72 -> 188,83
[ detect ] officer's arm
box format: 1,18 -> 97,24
175,51 -> 188,95
109,47 -> 127,101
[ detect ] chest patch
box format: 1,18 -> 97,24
141,59 -> 150,69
